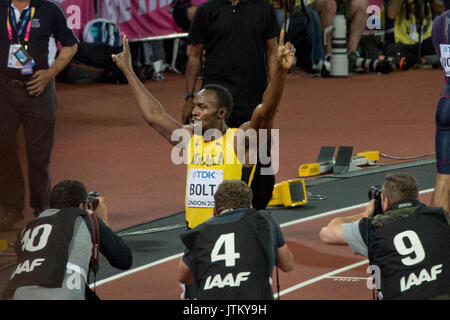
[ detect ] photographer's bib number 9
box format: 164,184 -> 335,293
187,169 -> 223,208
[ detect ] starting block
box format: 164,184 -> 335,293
334,147 -> 380,174
298,146 -> 336,177
299,146 -> 379,176
268,178 -> 308,207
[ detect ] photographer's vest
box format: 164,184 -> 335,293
364,200 -> 450,300
393,0 -> 433,45
185,128 -> 256,229
181,208 -> 275,299
2,208 -> 84,299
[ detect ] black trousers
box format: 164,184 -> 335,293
0,76 -> 56,216
226,111 -> 275,210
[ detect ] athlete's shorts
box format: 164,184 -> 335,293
436,97 -> 450,174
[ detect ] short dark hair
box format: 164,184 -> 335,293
203,84 -> 233,120
214,180 -> 252,213
382,173 -> 419,204
49,180 -> 88,209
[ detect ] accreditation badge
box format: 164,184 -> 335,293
186,169 -> 224,208
440,44 -> 450,77
409,24 -> 419,42
7,44 -> 35,74
7,43 -> 23,69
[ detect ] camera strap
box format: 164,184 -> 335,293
86,209 -> 100,292
366,219 -> 380,300
276,266 -> 281,300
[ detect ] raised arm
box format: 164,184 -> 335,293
319,200 -> 375,245
243,30 -> 295,132
112,35 -> 186,145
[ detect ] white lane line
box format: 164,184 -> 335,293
328,276 -> 371,281
274,259 -> 369,298
280,203 -> 368,228
94,188 -> 434,288
90,253 -> 183,288
280,188 -> 434,228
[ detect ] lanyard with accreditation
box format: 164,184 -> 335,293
6,5 -> 36,75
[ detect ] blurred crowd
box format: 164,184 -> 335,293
137,0 -> 446,81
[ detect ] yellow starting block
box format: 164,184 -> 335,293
268,178 -> 308,207
298,146 -> 336,177
356,151 -> 379,164
299,162 -> 333,177
299,148 -> 380,177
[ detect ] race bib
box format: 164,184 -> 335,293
187,169 -> 224,208
440,44 -> 450,76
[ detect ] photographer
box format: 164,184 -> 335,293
319,172 -> 450,300
383,0 -> 443,65
2,180 -> 132,300
177,180 -> 294,300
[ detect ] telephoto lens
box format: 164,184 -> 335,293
353,56 -> 393,74
387,54 -> 410,71
330,15 -> 348,77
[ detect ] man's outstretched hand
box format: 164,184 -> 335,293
112,35 -> 132,73
277,29 -> 296,70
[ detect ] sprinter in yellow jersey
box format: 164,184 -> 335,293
112,30 -> 295,229
186,125 -> 258,228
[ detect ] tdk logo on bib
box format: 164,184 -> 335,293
193,171 -> 216,179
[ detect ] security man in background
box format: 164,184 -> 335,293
0,0 -> 78,230
319,172 -> 450,300
2,179 -> 133,300
177,179 -> 294,299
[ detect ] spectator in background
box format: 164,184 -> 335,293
383,0 -> 444,64
169,0 -> 208,74
171,0 -> 208,32
271,0 -> 289,29
314,0 -> 368,71
271,0 -> 326,73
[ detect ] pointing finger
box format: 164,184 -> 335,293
123,35 -> 130,54
279,28 -> 285,47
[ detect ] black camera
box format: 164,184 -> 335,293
368,185 -> 383,215
87,191 -> 100,211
